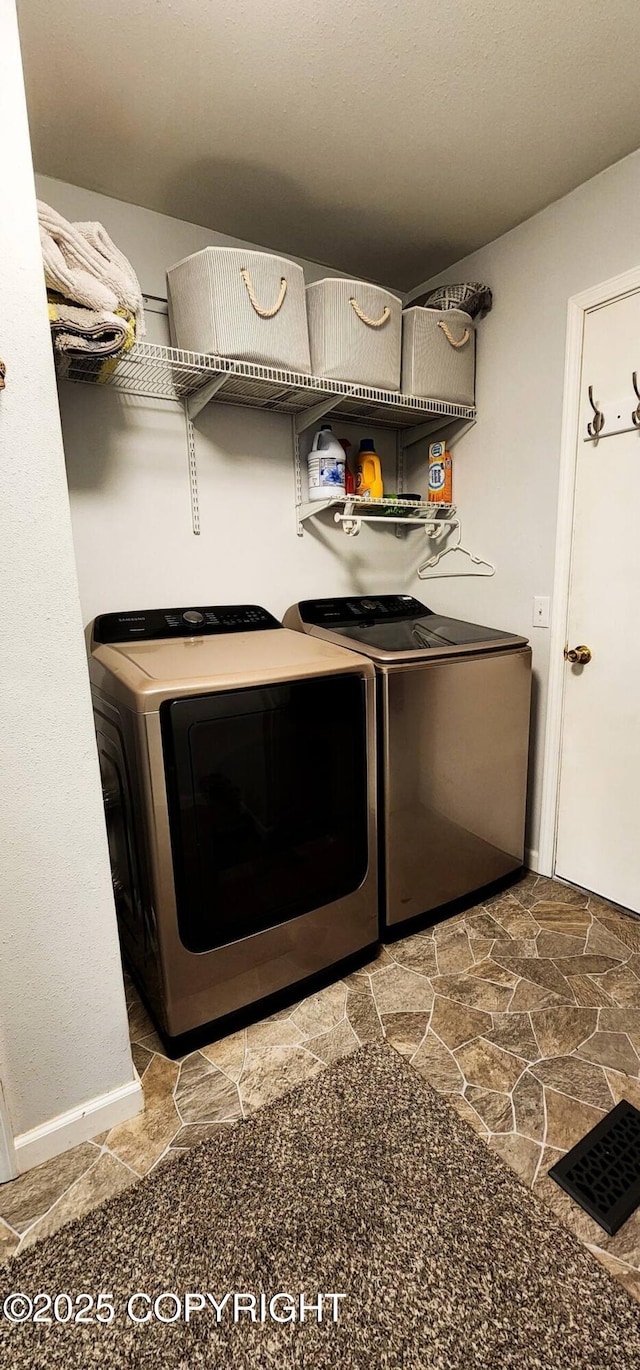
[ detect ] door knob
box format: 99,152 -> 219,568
564,644 -> 592,665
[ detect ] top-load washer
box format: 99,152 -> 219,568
89,604 -> 377,1046
284,594 -> 532,931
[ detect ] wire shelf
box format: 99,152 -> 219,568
297,495 -> 456,523
55,342 -> 476,430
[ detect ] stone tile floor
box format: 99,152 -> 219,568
3,871 -> 640,1301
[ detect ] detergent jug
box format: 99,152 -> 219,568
355,439 -> 383,500
307,425 -> 346,501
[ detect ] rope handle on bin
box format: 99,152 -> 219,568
437,319 -> 471,348
240,269 -> 288,318
349,298 -> 391,328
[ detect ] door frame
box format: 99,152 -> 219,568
538,263 -> 640,876
0,1077 -> 17,1183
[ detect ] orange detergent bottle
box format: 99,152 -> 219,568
355,439 -> 384,500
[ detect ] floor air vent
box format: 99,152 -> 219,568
549,1100 -> 640,1235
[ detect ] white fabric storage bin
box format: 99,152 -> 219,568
306,278 -> 402,390
402,307 -> 475,404
167,247 -> 311,372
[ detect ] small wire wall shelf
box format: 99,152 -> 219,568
298,494 -> 457,537
55,342 -> 476,430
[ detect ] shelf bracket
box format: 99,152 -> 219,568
186,372 -> 230,421
295,391 -> 353,436
399,414 -> 476,450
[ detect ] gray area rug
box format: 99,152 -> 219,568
1,1043 -> 639,1368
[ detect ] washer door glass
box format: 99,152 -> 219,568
161,675 -> 368,952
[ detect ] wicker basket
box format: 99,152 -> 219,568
306,278 -> 402,390
167,247 -> 311,372
401,307 -> 475,403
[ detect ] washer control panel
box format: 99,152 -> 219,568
93,605 -> 282,643
298,594 -> 430,626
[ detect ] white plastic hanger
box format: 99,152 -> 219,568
417,520 -> 495,579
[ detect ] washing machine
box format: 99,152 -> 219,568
284,594 -> 531,931
89,604 -> 377,1045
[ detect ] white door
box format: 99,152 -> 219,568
555,288 -> 640,911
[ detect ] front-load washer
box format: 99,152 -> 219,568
89,604 -> 377,1045
284,594 -> 532,932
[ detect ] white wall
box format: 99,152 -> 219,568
0,5 -> 137,1149
35,175 -> 408,624
404,147 -> 640,865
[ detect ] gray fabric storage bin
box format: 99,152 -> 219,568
306,278 -> 402,390
402,307 -> 475,403
167,247 -> 311,372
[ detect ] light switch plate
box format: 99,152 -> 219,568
533,596 -> 550,628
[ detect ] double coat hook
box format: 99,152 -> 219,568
587,376 -> 640,438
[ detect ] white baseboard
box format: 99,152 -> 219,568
13,1074 -> 143,1174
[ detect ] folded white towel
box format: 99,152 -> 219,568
38,201 -> 145,336
48,295 -> 135,357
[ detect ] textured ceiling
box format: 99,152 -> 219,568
17,0 -> 640,289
